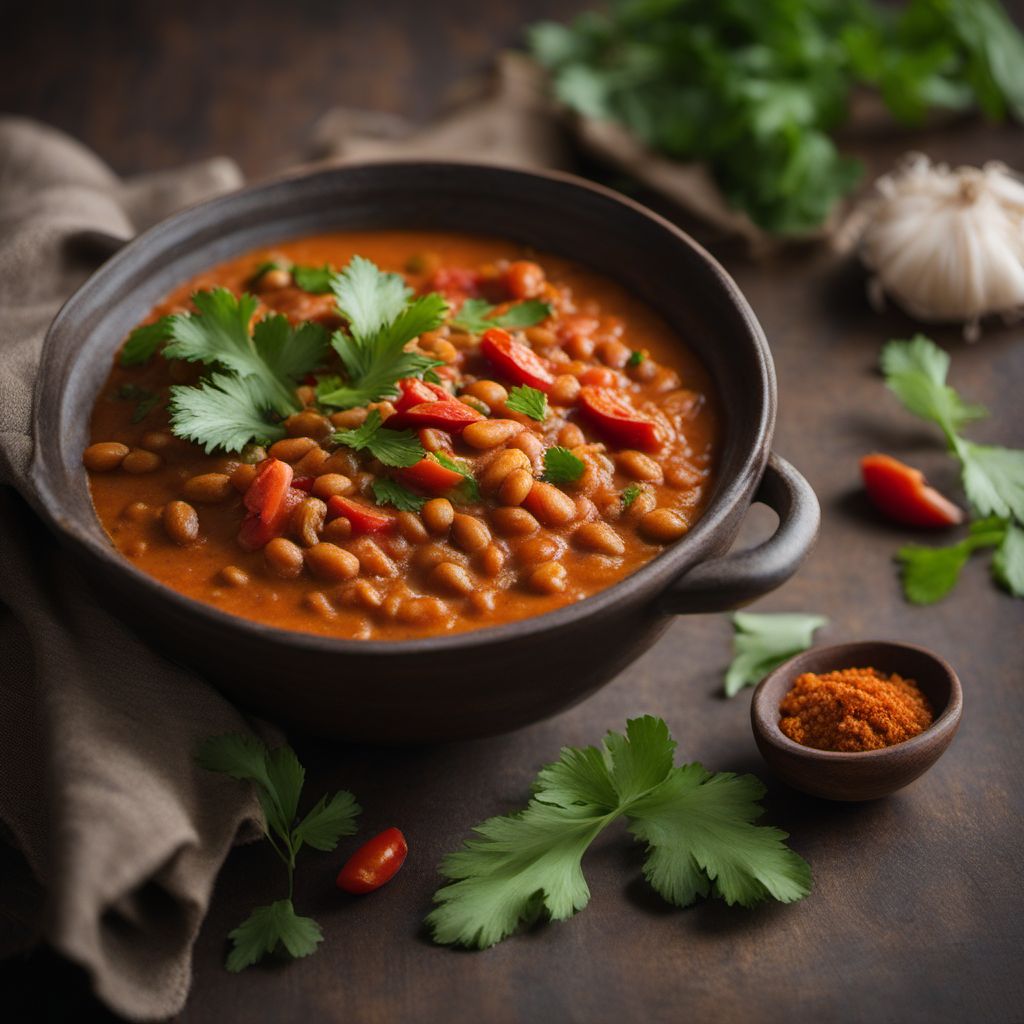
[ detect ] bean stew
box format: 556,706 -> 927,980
84,232 -> 719,639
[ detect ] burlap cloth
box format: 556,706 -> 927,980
0,52 -> 817,1021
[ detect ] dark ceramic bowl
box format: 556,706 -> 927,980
751,641 -> 963,801
32,162 -> 820,742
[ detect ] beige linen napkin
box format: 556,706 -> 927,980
0,117 -> 269,1021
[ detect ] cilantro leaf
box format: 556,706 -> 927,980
373,478 -> 426,512
120,316 -> 174,367
993,523 -> 1024,598
226,900 -> 323,973
628,765 -> 812,907
318,257 -> 447,409
450,298 -> 552,334
331,409 -> 425,468
169,373 -> 284,454
427,716 -> 810,949
197,735 -> 361,971
292,791 -> 361,853
432,452 -> 481,503
897,517 -> 1007,605
163,290 -> 317,417
505,385 -> 548,421
621,483 -> 645,509
956,441 -> 1024,523
291,263 -> 334,294
724,613 -> 828,698
542,446 -> 585,484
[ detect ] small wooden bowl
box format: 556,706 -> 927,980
750,641 -> 962,801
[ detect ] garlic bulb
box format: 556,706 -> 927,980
857,154 -> 1024,340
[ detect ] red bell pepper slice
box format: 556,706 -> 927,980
861,453 -> 964,528
399,457 -> 465,493
394,377 -> 445,414
238,459 -> 301,550
336,827 -> 408,895
326,495 -> 394,534
578,387 -> 659,450
387,399 -> 483,433
480,328 -> 555,392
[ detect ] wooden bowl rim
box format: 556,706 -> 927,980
751,640 -> 963,764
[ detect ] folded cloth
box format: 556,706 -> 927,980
0,117 -> 270,1022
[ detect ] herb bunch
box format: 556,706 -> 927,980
529,0 -> 1024,234
881,335 -> 1024,603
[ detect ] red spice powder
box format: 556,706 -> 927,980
779,667 -> 933,752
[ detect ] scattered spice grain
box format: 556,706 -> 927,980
779,667 -> 933,752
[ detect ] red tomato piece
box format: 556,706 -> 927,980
238,459 -> 297,550
336,827 -> 408,895
387,400 -> 483,433
400,457 -> 465,493
578,387 -> 660,450
861,453 -> 964,528
326,495 -> 394,534
480,327 -> 555,392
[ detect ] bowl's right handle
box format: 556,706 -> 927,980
661,453 -> 820,615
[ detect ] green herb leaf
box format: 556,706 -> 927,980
450,297 -> 552,334
505,385 -> 548,421
317,257 -> 447,409
626,349 -> 646,368
621,483 -> 645,509
169,373 -> 284,454
120,316 -> 175,367
373,478 -> 427,512
226,900 -> 323,973
956,442 -> 1024,524
724,613 -> 829,698
426,716 -> 810,949
993,522 -> 1024,597
251,316 -> 330,385
897,516 -> 1007,605
291,791 -> 362,854
291,263 -> 335,294
331,408 -> 425,468
542,446 -> 585,484
432,452 -> 481,503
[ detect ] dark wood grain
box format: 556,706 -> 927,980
3,2 -> 1023,1022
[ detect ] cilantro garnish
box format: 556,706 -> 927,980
505,385 -> 548,421
292,264 -> 334,294
317,257 -> 448,409
542,446 -> 585,484
621,482 -> 645,509
115,383 -> 162,423
169,373 -> 283,454
881,335 -> 1024,601
897,517 -> 1017,604
724,612 -> 828,698
331,409 -> 425,468
426,716 -> 810,949
372,478 -> 426,512
432,452 -> 481,503
450,298 -> 552,334
119,316 -> 174,367
197,735 -> 360,972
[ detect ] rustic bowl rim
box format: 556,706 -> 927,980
33,160 -> 775,655
751,640 -> 963,764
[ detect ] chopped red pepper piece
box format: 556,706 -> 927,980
238,459 -> 301,550
399,457 -> 465,493
861,453 -> 964,528
480,327 -> 555,392
336,827 -> 408,895
394,377 -> 446,414
387,399 -> 483,433
326,495 -> 394,534
578,386 -> 659,450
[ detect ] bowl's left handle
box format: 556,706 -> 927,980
661,453 -> 819,615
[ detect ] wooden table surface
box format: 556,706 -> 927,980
3,2 -> 1022,1021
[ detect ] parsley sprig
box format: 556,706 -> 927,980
197,735 -> 360,972
505,384 -> 548,421
373,478 -> 426,512
450,298 -> 552,334
426,716 -> 810,949
724,612 -> 829,698
331,409 -> 426,468
542,446 -> 585,483
881,336 -> 1024,602
318,257 -> 448,409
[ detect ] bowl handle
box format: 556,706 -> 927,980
661,453 -> 819,614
